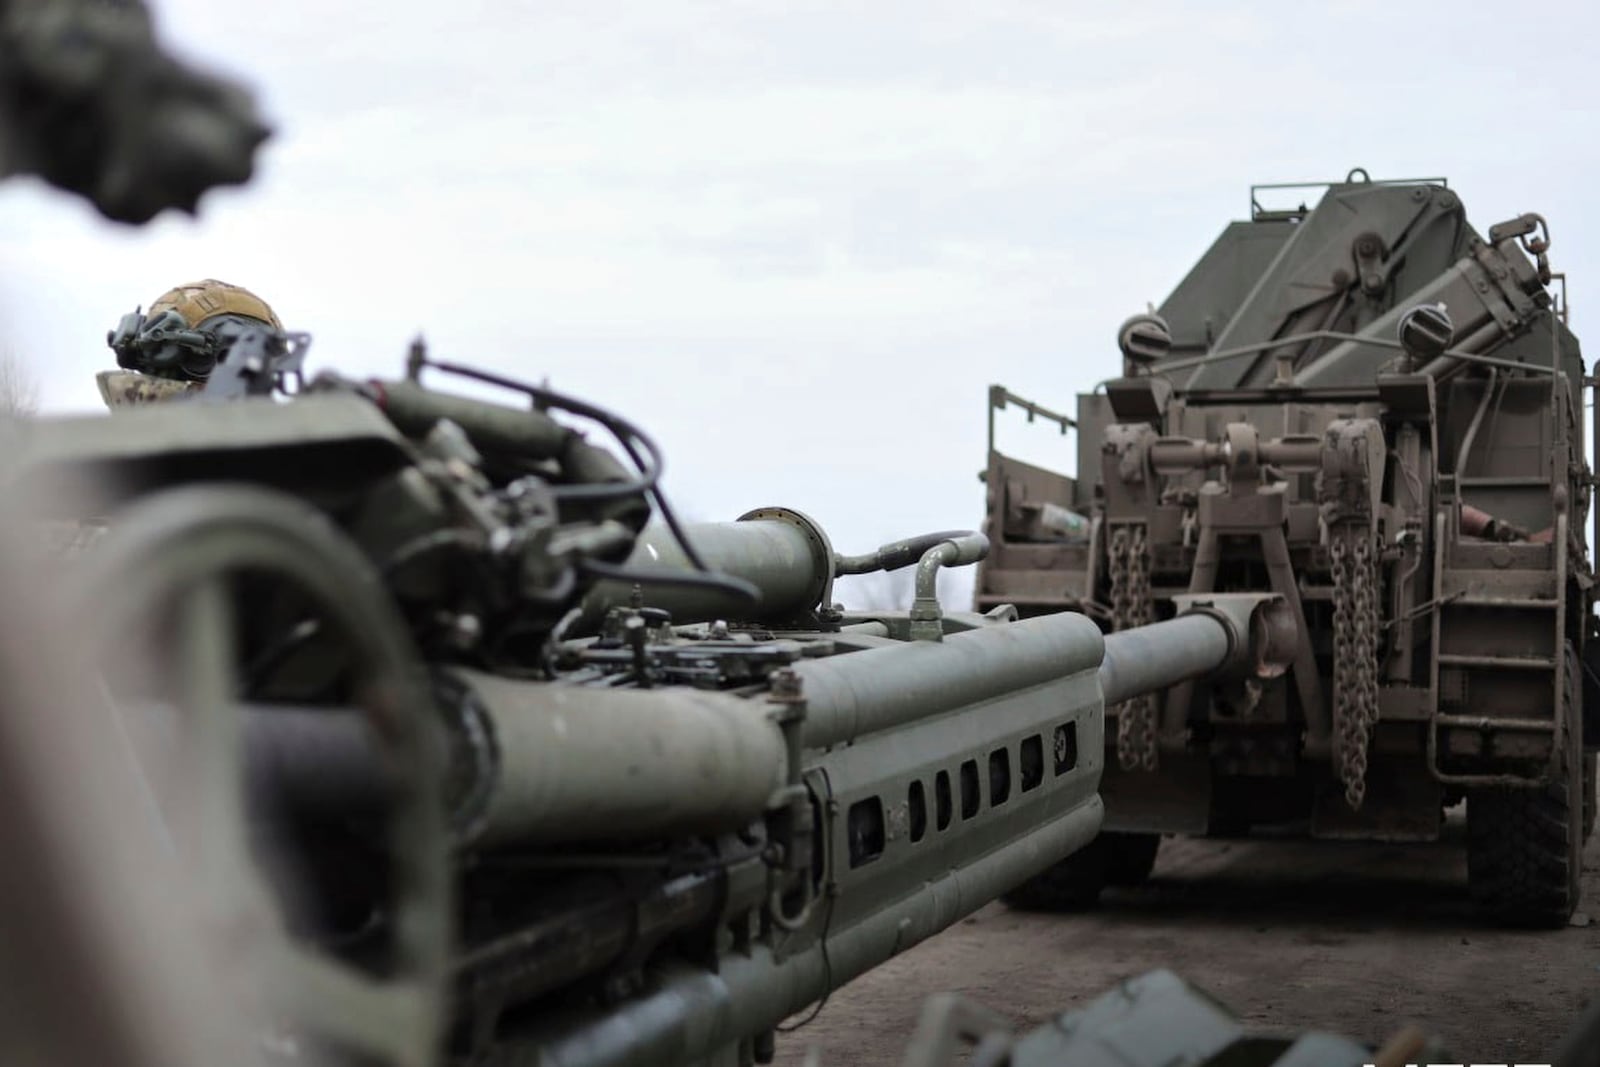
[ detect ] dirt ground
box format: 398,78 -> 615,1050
776,815 -> 1600,1065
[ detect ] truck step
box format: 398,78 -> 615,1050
1456,476 -> 1552,488
1447,595 -> 1559,609
1435,652 -> 1557,671
1434,712 -> 1556,732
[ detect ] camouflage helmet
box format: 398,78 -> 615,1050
147,279 -> 281,331
102,279 -> 282,410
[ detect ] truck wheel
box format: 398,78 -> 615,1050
1002,834 -> 1109,911
1104,832 -> 1162,886
1466,647 -> 1583,927
1467,779 -> 1581,926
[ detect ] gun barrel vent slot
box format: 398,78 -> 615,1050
989,749 -> 1012,806
1054,723 -> 1079,775
907,781 -> 927,843
959,760 -> 980,820
846,797 -> 885,868
1020,735 -> 1045,792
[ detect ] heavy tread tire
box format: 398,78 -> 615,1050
1467,781 -> 1580,927
1584,751 -> 1595,844
1002,834 -> 1109,911
1104,832 -> 1161,887
1466,646 -> 1582,928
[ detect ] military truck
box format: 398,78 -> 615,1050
976,170 -> 1595,925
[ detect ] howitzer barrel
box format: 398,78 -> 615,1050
231,598 -> 1288,846
1100,593 -> 1295,707
1098,614 -> 1231,707
232,616 -> 1107,844
224,684 -> 787,848
794,610 -> 1106,748
795,594 -> 1288,750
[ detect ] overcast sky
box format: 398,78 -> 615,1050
4,0 -> 1598,608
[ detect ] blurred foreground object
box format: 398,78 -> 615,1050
0,497 -> 258,1066
903,969 -> 1599,1067
977,169 -> 1595,926
0,0 -> 269,222
902,971 -> 1391,1067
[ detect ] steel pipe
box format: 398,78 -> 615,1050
584,508 -> 834,625
369,378 -> 570,458
446,671 -> 788,847
121,701 -> 394,818
242,705 -> 392,815
230,687 -> 785,848
909,533 -> 990,641
913,534 -> 988,603
834,530 -> 976,576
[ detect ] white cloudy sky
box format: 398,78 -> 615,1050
3,0 -> 1598,607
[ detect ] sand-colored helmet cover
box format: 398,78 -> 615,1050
147,279 -> 281,330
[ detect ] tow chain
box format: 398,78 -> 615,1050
1109,523 -> 1157,772
1330,527 -> 1380,808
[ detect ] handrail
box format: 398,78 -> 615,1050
985,385 -> 1074,455
1248,171 -> 1448,220
1134,329 -> 1560,385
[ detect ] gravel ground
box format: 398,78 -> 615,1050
776,815 -> 1600,1065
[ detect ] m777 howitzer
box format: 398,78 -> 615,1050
7,342 -> 1297,1067
977,169 -> 1596,926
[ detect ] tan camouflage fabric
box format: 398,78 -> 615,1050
96,369 -> 201,410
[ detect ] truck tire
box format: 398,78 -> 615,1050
1104,832 -> 1162,886
1467,779 -> 1581,926
1466,646 -> 1583,927
1002,833 -> 1110,910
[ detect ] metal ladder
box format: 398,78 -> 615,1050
1426,490 -> 1566,787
